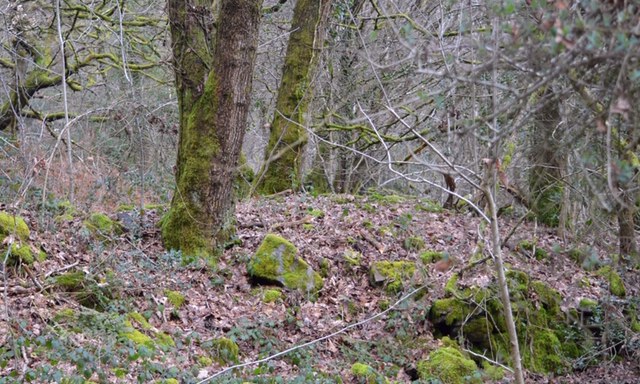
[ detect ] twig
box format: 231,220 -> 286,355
45,261 -> 80,278
359,229 -> 385,253
196,286 -> 426,383
463,347 -> 514,373
270,215 -> 312,231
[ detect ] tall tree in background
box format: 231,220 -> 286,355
162,0 -> 261,258
255,0 -> 331,194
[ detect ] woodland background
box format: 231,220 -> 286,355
0,0 -> 639,383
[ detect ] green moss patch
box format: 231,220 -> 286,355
420,250 -> 444,264
0,211 -> 30,240
369,260 -> 416,294
84,212 -> 123,240
417,347 -> 480,384
429,270 -> 590,375
596,266 -> 626,297
247,234 -> 323,294
262,289 -> 283,303
517,239 -> 548,260
165,290 -> 186,309
204,337 -> 239,364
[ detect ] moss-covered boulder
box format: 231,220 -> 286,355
0,212 -> 36,265
84,212 -> 123,240
369,260 -> 416,294
417,347 -> 480,384
0,212 -> 30,240
204,337 -> 240,364
350,362 -> 388,383
247,234 -> 323,294
428,270 -> 590,375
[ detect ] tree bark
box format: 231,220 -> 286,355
162,0 -> 261,258
255,0 -> 331,194
529,87 -> 564,228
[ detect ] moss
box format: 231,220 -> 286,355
208,337 -> 239,364
129,312 -> 152,330
0,211 -> 30,240
54,213 -> 75,223
197,355 -> 214,367
53,308 -> 77,323
596,266 -> 626,297
319,257 -> 330,277
248,234 -> 323,294
343,249 -> 362,267
54,271 -> 86,290
263,289 -> 282,303
350,362 -> 374,377
523,329 -> 564,373
84,212 -> 123,239
429,297 -> 469,327
482,361 -> 505,381
420,250 -> 444,264
307,208 -> 324,218
531,281 -> 561,317
506,269 -> 530,292
121,329 -> 154,349
444,274 -> 459,296
403,236 -> 425,251
162,379 -> 179,384
517,239 -> 548,260
155,332 -> 175,348
578,298 -> 598,309
165,290 -> 186,309
117,204 -> 135,212
416,347 -> 480,384
369,260 -> 416,294
9,243 -> 34,264
415,199 -> 443,213
302,223 -> 314,231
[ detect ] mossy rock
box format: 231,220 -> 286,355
596,266 -> 626,297
7,243 -> 34,265
205,337 -> 240,364
262,289 -> 282,303
369,260 -> 416,294
417,347 -> 480,384
247,234 -> 323,294
0,211 -> 30,240
429,270 -> 587,375
350,362 -> 387,383
165,290 -> 186,309
84,212 -> 123,240
0,212 -> 34,265
54,213 -> 75,223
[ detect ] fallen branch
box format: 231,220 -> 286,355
359,229 -> 386,253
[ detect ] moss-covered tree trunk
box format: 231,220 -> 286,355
529,87 -> 564,227
162,0 -> 261,258
255,0 -> 331,194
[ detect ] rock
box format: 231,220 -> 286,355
247,234 -> 323,294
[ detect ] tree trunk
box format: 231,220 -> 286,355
162,0 -> 261,258
529,87 -> 564,227
255,0 -> 331,194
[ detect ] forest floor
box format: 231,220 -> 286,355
1,192 -> 639,383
